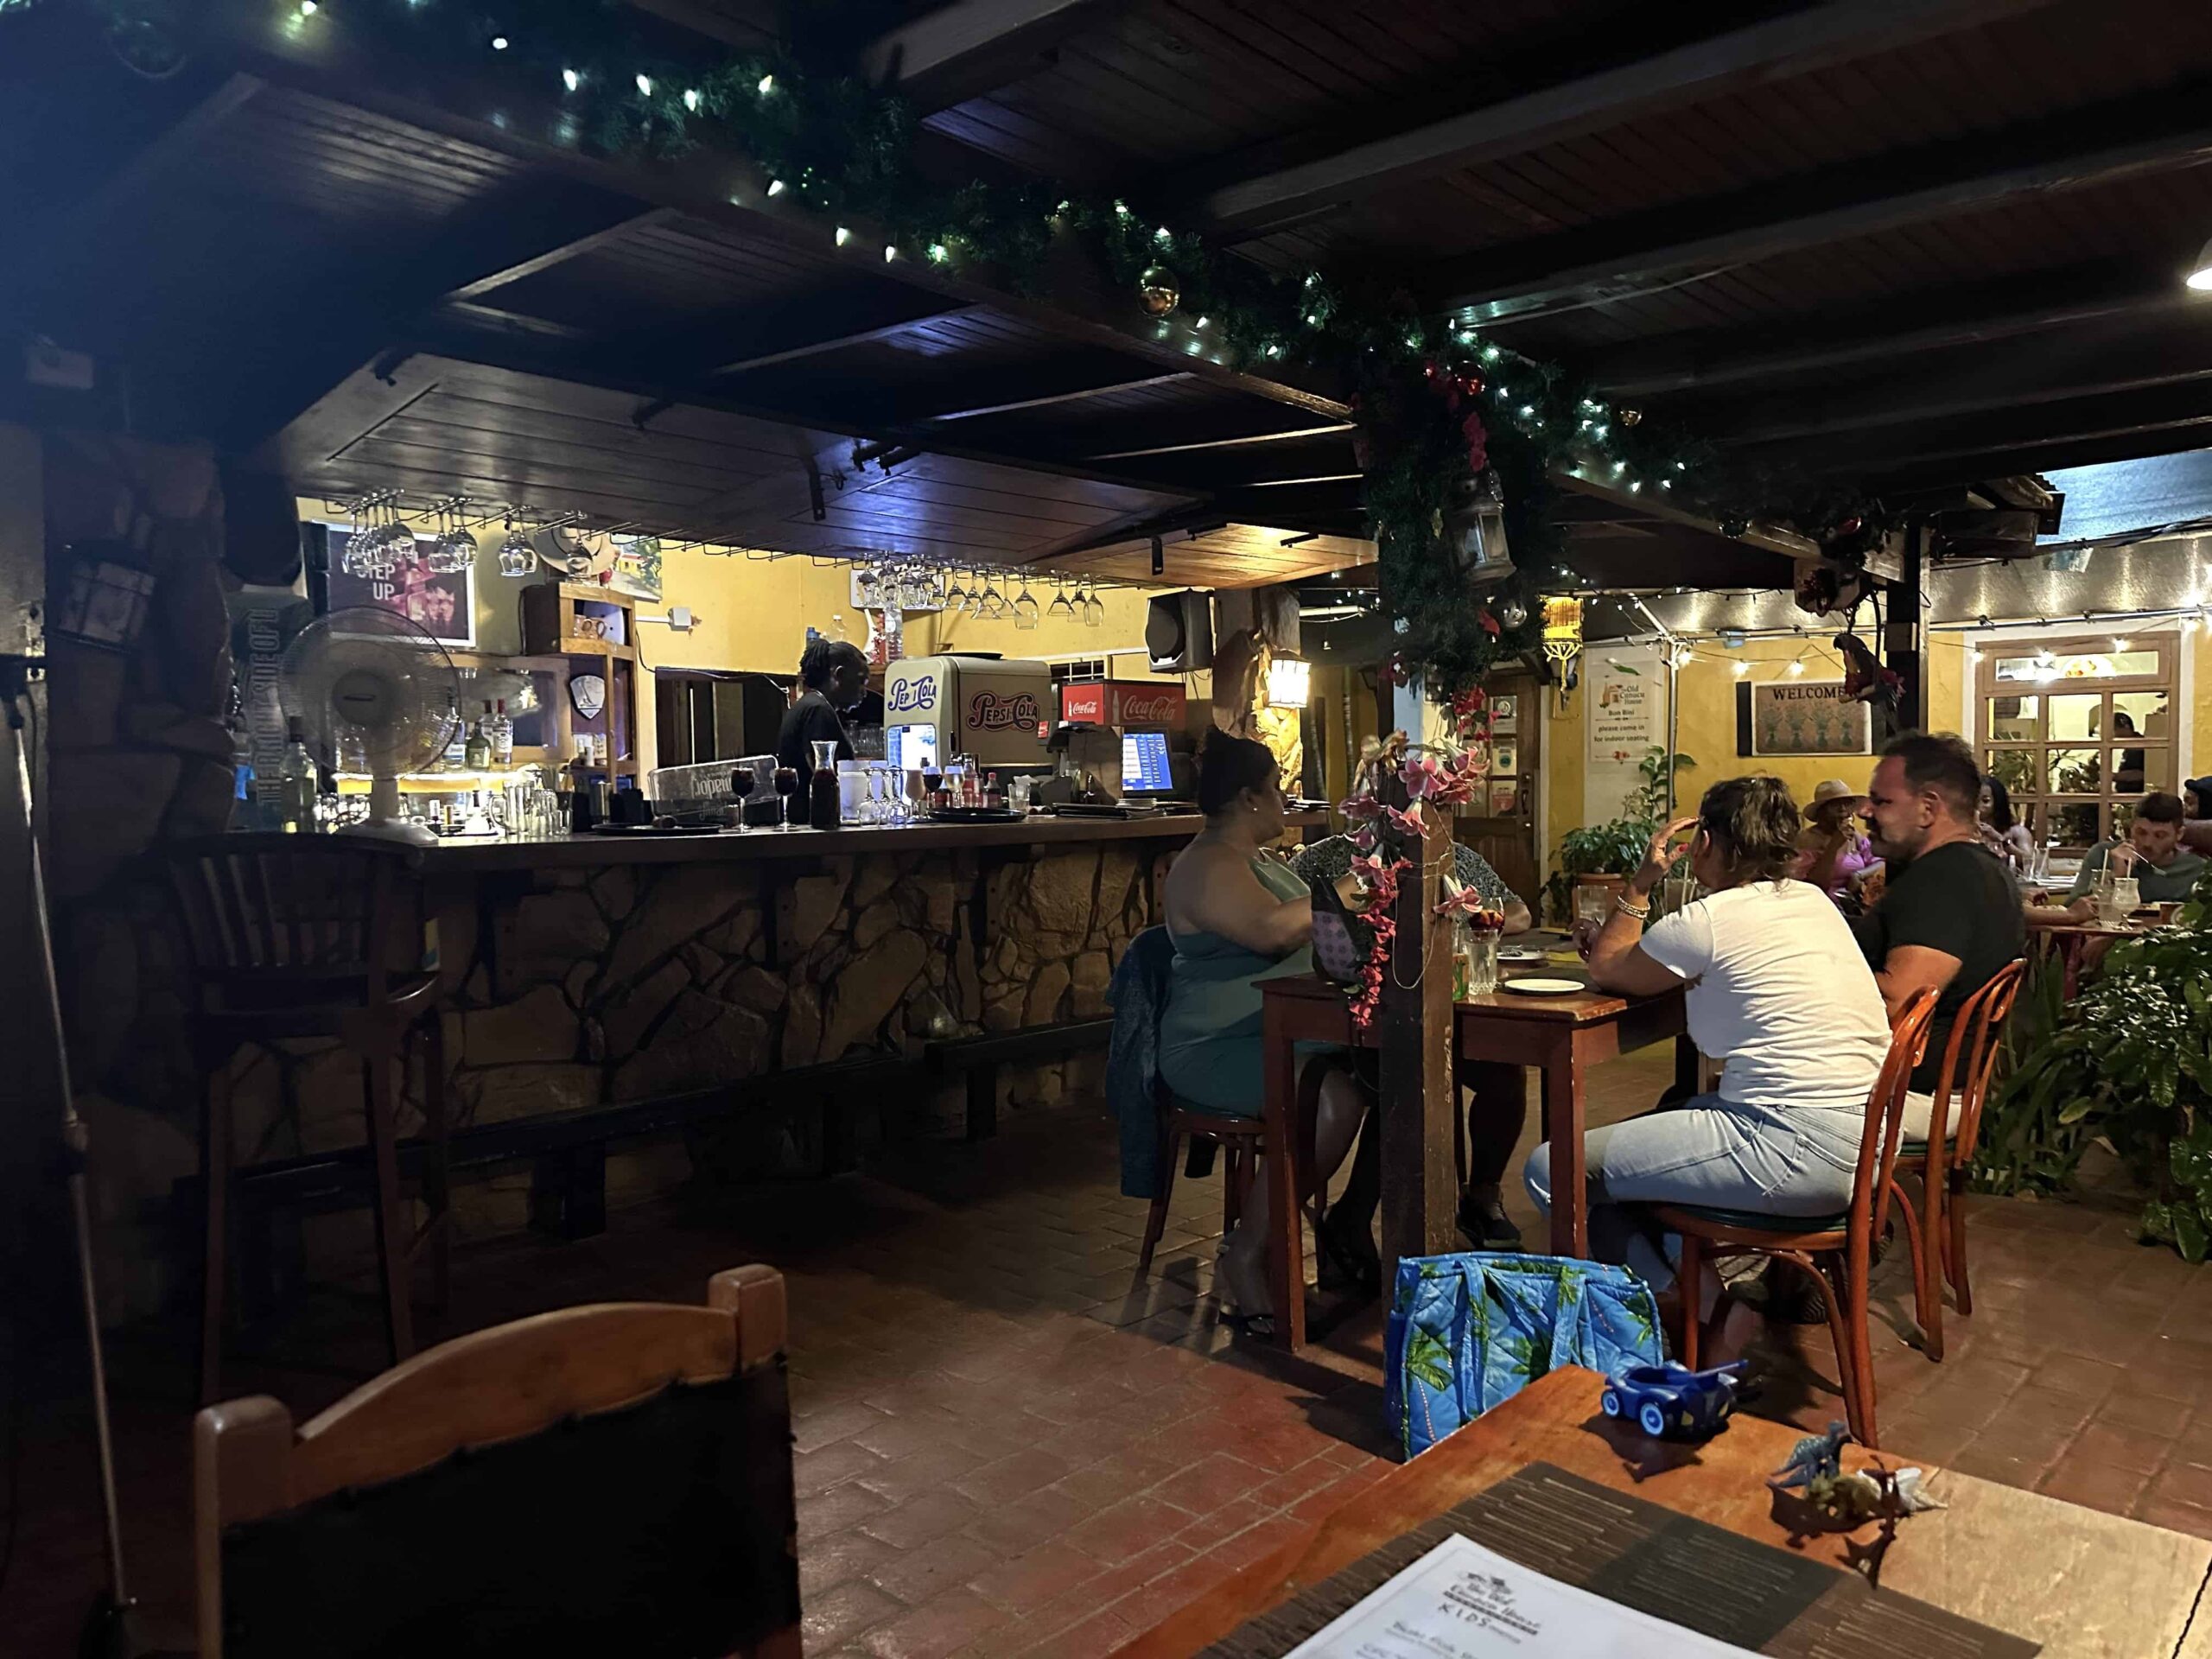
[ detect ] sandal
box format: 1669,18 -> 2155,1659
1315,1211 -> 1382,1298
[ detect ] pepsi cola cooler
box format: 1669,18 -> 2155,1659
882,656 -> 1052,770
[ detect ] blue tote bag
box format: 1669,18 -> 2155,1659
1384,1252 -> 1664,1459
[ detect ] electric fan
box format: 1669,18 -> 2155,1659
280,606 -> 461,843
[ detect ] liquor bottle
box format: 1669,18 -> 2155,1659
488,698 -> 514,766
464,702 -> 493,770
440,691 -> 467,766
278,716 -> 319,833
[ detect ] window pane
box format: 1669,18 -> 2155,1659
1994,648 -> 2162,683
2113,690 -> 2170,738
1985,750 -> 2037,796
2113,748 -> 2173,794
2048,748 -> 2101,792
2049,694 -> 2102,741
2046,801 -> 2101,846
1986,696 -> 2039,741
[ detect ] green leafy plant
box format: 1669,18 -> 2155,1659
1542,748 -> 1694,923
1974,870 -> 2212,1260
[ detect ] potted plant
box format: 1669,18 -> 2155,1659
1544,747 -> 1694,925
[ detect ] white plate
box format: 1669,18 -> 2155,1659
1500,977 -> 1586,995
1497,947 -> 1544,963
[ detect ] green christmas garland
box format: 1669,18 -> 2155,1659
57,0 -> 1867,701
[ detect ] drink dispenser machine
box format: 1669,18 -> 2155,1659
882,656 -> 1052,772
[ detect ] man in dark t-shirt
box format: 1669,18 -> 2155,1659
776,639 -> 868,798
1850,731 -> 2026,1130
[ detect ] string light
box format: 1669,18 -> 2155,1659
1732,661 -> 1750,677
835,226 -> 851,245
562,67 -> 581,91
766,178 -> 786,196
757,73 -> 775,94
927,242 -> 950,264
635,73 -> 655,96
297,1 -> 316,14
490,35 -> 509,49
1787,660 -> 1806,677
683,88 -> 701,111
883,244 -> 898,262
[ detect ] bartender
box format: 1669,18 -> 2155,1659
777,638 -> 868,795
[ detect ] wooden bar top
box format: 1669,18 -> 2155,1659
415,810 -> 1329,872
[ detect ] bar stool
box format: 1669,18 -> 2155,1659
165,835 -> 452,1402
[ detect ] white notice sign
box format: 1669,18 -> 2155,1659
1286,1535 -> 1758,1659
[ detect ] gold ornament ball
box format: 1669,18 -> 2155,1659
1618,406 -> 1643,427
1138,265 -> 1180,318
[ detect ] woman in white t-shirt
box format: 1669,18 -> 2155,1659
1525,775 -> 1892,1363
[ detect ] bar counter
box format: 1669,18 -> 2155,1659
208,810 -> 1330,1266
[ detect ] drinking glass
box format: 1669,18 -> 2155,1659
906,768 -> 927,821
1573,884 -> 1613,928
1013,581 -> 1039,629
1461,926 -> 1500,998
773,766 -> 800,830
944,572 -> 968,613
1048,580 -> 1075,623
1084,586 -> 1106,626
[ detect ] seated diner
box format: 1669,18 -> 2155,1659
2063,789 -> 2204,906
1158,733 -> 1366,1332
1794,778 -> 1873,901
1528,775 -> 1893,1363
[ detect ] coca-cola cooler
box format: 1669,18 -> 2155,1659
1059,680 -> 1191,798
882,655 -> 1052,770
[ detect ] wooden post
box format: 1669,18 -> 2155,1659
1376,683 -> 1461,1272
1889,523 -> 1927,730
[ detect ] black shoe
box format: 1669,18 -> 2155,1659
1315,1210 -> 1382,1298
1745,1261 -> 1829,1325
1456,1188 -> 1524,1251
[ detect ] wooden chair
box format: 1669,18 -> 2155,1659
1885,959 -> 2025,1362
1656,987 -> 1937,1449
165,835 -> 452,1402
194,1265 -> 799,1659
1135,1062 -> 1328,1275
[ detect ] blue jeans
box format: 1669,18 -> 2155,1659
1524,1092 -> 1863,1291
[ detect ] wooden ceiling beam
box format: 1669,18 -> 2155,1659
1583,263 -> 2192,398
922,370 -> 1192,423
857,0 -> 1120,113
1698,317 -> 2212,447
1196,0 -> 2061,238
1426,86 -> 2212,319
711,301 -> 985,375
442,208 -> 677,302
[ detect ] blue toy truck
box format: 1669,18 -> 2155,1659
1601,1360 -> 1750,1439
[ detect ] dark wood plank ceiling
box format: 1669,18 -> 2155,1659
7,0 -> 2212,588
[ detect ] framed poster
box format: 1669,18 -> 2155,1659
323,526 -> 476,647
1488,779 -> 1520,815
1491,741 -> 1518,776
1586,647 -> 1664,814
1490,693 -> 1518,736
1739,680 -> 1872,757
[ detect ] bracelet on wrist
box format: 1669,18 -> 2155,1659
1615,894 -> 1652,921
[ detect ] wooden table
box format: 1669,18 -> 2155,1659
1258,970 -> 1689,1351
1114,1368 -> 2212,1659
2031,920 -> 2154,997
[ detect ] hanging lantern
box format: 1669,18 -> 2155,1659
1540,596 -> 1584,669
1137,265 -> 1180,318
1443,472 -> 1510,587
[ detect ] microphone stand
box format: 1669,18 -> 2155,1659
0,653 -> 144,1657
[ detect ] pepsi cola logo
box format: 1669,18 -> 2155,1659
969,691 -> 1039,730
886,676 -> 938,713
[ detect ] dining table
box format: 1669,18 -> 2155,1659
1112,1366 -> 2212,1659
1256,944 -> 1692,1352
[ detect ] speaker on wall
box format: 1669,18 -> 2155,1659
1145,589 -> 1213,672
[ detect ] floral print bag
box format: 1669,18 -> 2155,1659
1384,1252 -> 1664,1459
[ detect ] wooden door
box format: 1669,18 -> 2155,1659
1454,673 -> 1540,909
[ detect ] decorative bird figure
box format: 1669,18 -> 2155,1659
1834,631 -> 1903,713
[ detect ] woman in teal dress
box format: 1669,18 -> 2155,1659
1160,734 -> 1368,1332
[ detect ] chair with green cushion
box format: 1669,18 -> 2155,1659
1885,959 -> 2025,1363
1655,987 -> 1937,1450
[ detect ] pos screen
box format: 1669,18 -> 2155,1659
1122,729 -> 1173,792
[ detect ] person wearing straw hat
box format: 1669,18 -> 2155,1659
1795,778 -> 1873,902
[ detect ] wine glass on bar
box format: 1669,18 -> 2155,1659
773,765 -> 800,831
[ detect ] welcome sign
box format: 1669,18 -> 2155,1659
1744,679 -> 1872,757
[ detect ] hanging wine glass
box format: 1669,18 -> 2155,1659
985,572 -> 1012,619
943,569 -> 968,613
499,517 -> 538,577
1084,582 -> 1106,626
437,510 -> 478,574
855,563 -> 881,609
1047,577 -> 1076,623
1013,578 -> 1039,629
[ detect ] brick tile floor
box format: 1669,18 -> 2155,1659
11,1044 -> 2212,1656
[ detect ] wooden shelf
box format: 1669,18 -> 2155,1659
559,636 -> 635,660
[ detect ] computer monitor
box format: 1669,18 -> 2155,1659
1122,729 -> 1173,794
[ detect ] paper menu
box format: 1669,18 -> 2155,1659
1284,1535 -> 1761,1659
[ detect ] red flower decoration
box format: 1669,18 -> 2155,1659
1478,609 -> 1501,636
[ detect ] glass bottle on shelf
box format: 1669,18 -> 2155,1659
278,715 -> 318,834
487,697 -> 514,766
464,702 -> 492,770
808,740 -> 842,830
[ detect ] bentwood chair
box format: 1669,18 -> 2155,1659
165,836 -> 452,1402
1657,988 -> 1937,1449
1135,1062 -> 1330,1277
194,1266 -> 799,1659
1886,959 -> 2026,1362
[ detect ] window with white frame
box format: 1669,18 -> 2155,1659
1975,635 -> 2178,852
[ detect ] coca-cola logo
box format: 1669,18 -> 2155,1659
969,691 -> 1039,731
1118,693 -> 1179,726
885,675 -> 937,714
